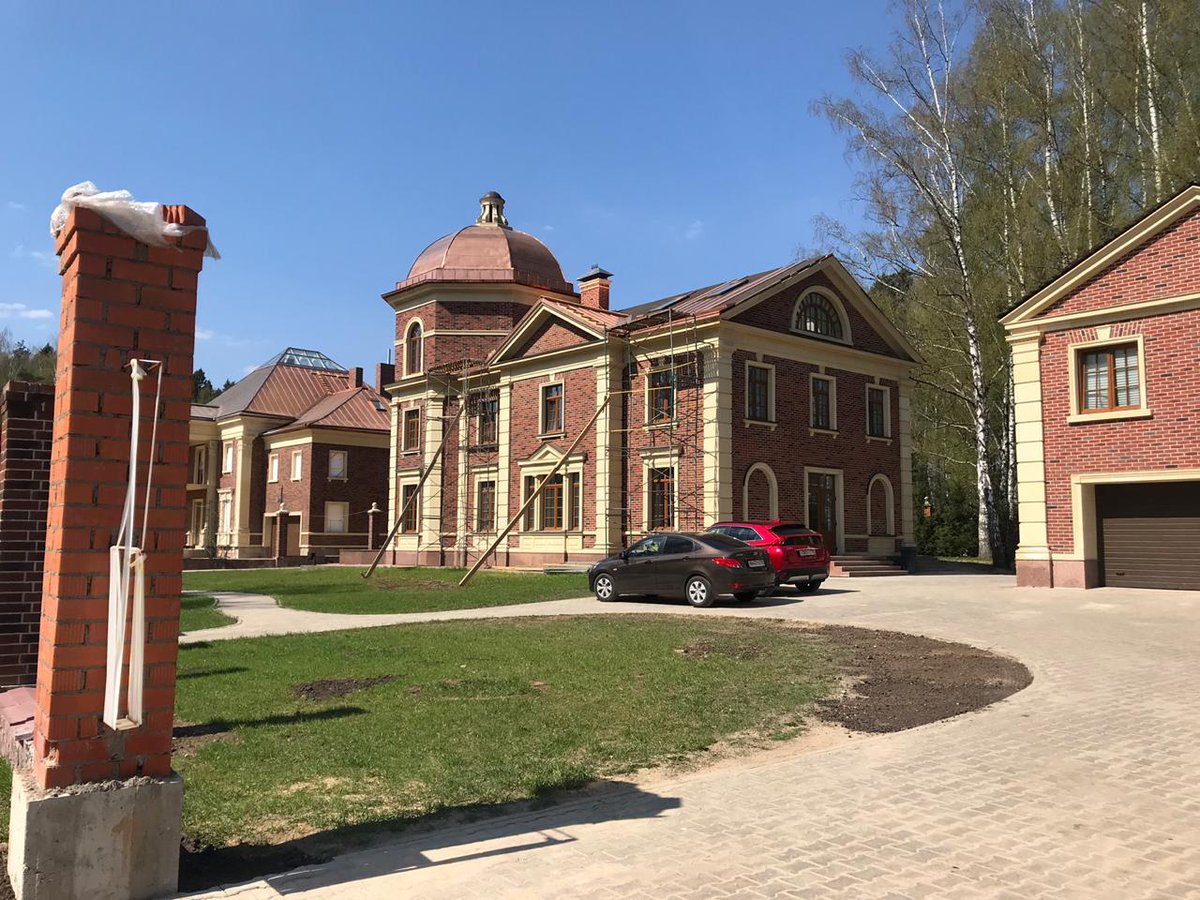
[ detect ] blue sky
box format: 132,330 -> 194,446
0,2 -> 895,383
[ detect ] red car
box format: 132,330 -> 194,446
705,520 -> 829,592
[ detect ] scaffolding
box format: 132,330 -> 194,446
368,304 -> 726,578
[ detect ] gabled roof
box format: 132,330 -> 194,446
1001,183 -> 1200,327
265,386 -> 389,435
618,260 -> 821,322
489,298 -> 621,365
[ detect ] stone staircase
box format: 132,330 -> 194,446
830,555 -> 909,577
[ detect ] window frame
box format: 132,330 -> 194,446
328,449 -> 349,481
404,319 -> 424,376
540,382 -> 565,436
866,384 -> 891,439
222,441 -> 234,474
790,288 -> 850,343
398,482 -> 420,533
810,373 -> 837,431
476,479 -> 496,532
191,446 -> 207,485
540,474 -> 565,530
745,361 -> 775,423
648,465 -> 676,531
267,452 -> 279,483
402,407 -> 421,452
324,500 -> 350,534
647,367 -> 675,425
291,450 -> 303,482
476,394 -> 499,446
1066,334 -> 1152,424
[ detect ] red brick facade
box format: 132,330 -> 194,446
1004,186 -> 1200,589
0,382 -> 54,688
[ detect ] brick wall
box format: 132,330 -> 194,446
1040,310 -> 1200,554
0,381 -> 54,688
1044,211 -> 1200,317
35,203 -> 207,788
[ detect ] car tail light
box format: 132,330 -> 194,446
712,557 -> 742,569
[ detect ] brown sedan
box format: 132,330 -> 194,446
587,532 -> 775,607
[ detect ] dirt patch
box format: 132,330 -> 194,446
678,636 -> 766,660
293,675 -> 398,701
809,624 -> 1031,733
178,837 -> 324,894
172,719 -> 243,758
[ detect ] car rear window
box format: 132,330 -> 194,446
773,525 -> 821,544
697,532 -> 748,551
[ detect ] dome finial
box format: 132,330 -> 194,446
477,191 -> 510,228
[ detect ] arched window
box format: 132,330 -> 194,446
792,292 -> 844,340
405,321 -> 423,375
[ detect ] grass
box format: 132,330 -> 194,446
182,566 -> 590,615
174,616 -> 838,849
180,593 -> 236,633
0,757 -> 9,842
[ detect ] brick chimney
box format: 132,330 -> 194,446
578,265 -> 612,311
375,363 -> 395,393
348,366 -> 364,389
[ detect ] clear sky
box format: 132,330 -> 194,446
0,2 -> 895,384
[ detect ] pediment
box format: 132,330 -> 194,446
491,302 -> 604,365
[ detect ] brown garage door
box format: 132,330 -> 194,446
1097,482 -> 1200,590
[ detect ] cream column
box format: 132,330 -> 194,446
593,353 -> 620,553
385,400 -> 399,544
496,379 -> 512,551
1010,334 -> 1050,562
204,439 -> 219,554
420,389 -> 443,553
897,378 -> 915,546
703,339 -> 733,523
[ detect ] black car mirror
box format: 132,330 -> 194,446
620,549 -> 630,560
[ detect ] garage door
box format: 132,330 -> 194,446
1097,482 -> 1200,590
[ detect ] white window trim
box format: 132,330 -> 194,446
268,452 -> 279,483
645,366 -> 677,426
403,317 -> 425,377
328,449 -> 349,481
539,381 -> 566,436
790,287 -> 853,345
222,441 -> 234,474
474,476 -> 498,533
742,462 -> 780,519
1066,332 -> 1152,424
191,446 -> 207,485
641,448 -> 683,533
744,361 -> 776,423
810,373 -> 838,432
291,450 -> 303,482
218,489 -> 234,544
401,407 -> 422,452
396,475 -> 421,534
519,460 -> 584,532
324,500 -> 350,535
865,383 -> 892,440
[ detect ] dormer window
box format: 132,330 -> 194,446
792,291 -> 845,340
405,321 -> 423,375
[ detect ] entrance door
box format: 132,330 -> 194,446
807,472 -> 839,553
286,514 -> 302,556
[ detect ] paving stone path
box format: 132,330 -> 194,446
182,575 -> 1200,898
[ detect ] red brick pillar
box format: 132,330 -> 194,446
33,204 -> 208,789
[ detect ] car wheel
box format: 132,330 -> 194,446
593,573 -> 616,602
799,581 -> 820,593
733,591 -> 758,603
685,575 -> 716,608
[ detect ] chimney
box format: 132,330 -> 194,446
578,264 -> 613,311
348,366 -> 364,389
375,362 -> 396,393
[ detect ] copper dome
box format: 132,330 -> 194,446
397,192 -> 573,295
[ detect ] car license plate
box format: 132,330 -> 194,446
747,559 -> 765,568
795,548 -> 815,557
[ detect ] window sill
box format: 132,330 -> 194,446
644,420 -> 677,431
538,431 -> 566,441
743,418 -> 777,430
809,427 -> 838,437
400,448 -> 420,455
327,476 -> 349,482
865,434 -> 893,445
1068,408 -> 1152,424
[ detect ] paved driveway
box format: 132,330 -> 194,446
184,575 -> 1200,898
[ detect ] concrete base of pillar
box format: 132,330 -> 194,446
7,770 -> 183,900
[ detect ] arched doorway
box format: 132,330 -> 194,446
866,474 -> 895,556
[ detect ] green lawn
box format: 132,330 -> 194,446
0,757 -> 9,842
174,616 -> 838,850
180,593 -> 236,633
182,566 -> 590,614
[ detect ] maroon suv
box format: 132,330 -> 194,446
706,520 -> 830,592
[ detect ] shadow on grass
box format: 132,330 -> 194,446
178,666 -> 251,680
174,707 -> 365,740
178,780 -> 680,894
